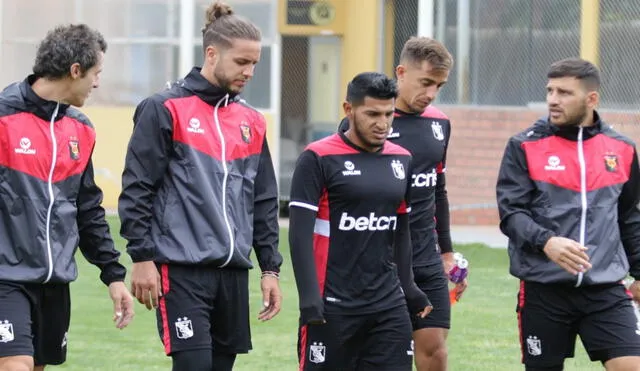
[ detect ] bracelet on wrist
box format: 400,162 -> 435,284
261,271 -> 280,280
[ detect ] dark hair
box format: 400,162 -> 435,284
399,36 -> 453,70
33,24 -> 106,80
346,72 -> 398,106
201,1 -> 261,51
547,58 -> 600,91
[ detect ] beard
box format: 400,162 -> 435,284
213,67 -> 240,94
352,114 -> 385,151
555,102 -> 588,127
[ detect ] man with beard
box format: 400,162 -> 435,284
289,71 -> 432,370
338,37 -> 467,371
118,2 -> 283,370
497,58 -> 640,370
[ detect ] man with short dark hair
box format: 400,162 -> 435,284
338,37 -> 466,371
0,24 -> 134,371
497,57 -> 640,370
290,71 -> 431,370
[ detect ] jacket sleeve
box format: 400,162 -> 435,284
252,138 -> 283,273
76,155 -> 127,286
496,137 -> 555,251
435,121 -> 452,254
395,168 -> 431,314
618,147 -> 640,279
118,97 -> 173,262
288,149 -> 325,324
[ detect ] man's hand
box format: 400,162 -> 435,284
442,252 -> 468,301
258,275 -> 282,321
108,281 -> 135,329
442,252 -> 455,275
629,280 -> 640,303
130,261 -> 162,310
543,237 -> 592,275
416,305 -> 433,318
452,279 -> 468,301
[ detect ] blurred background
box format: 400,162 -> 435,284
2,0 -> 639,226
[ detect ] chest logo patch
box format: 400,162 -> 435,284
69,138 -> 80,160
240,121 -> 251,144
431,121 -> 445,141
604,154 -> 618,172
391,159 -> 406,180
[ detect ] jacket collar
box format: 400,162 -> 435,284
183,67 -> 241,107
18,75 -> 69,121
539,111 -> 606,140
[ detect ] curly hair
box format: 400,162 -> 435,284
33,24 -> 107,80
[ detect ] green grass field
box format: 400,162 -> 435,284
48,217 -> 602,370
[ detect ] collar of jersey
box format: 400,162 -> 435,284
338,131 -> 384,154
394,107 -> 423,116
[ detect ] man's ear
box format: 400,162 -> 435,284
395,64 -> 406,81
343,101 -> 353,117
587,90 -> 599,110
205,45 -> 220,65
69,63 -> 82,79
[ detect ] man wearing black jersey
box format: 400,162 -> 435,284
289,72 -> 432,370
339,37 -> 467,371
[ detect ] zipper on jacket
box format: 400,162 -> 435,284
576,127 -> 587,287
44,103 -> 60,283
214,95 -> 236,268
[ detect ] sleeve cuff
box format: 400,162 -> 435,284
534,230 -> 556,252
300,305 -> 325,325
406,289 -> 431,316
100,262 -> 127,286
127,246 -> 155,263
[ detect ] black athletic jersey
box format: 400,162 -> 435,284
289,132 -> 412,314
339,106 -> 452,267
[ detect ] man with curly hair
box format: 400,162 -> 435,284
0,24 -> 134,371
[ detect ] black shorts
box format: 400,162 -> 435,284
517,280 -> 640,367
156,264 -> 251,356
411,264 -> 451,331
297,305 -> 413,371
0,281 -> 70,366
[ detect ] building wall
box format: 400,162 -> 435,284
440,105 -> 640,226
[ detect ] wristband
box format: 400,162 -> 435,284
261,271 -> 280,280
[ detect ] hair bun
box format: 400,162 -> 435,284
204,2 -> 234,28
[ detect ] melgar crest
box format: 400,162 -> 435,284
391,159 -> 405,180
240,121 -> 251,144
431,121 -> 445,141
604,154 -> 618,172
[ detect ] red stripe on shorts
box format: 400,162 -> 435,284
518,280 -> 526,363
299,325 -> 308,371
160,264 -> 171,355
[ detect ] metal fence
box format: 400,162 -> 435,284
599,0 -> 640,110
392,0 -> 640,110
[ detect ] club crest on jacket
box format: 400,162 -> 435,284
240,121 -> 251,143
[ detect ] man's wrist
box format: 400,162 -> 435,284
261,271 -> 280,280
